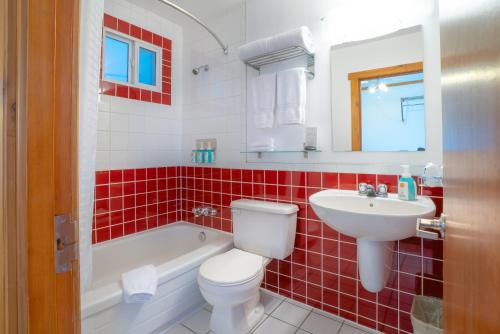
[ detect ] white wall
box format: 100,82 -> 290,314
180,0 -> 442,175
96,0 -> 184,170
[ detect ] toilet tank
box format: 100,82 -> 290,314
230,199 -> 298,259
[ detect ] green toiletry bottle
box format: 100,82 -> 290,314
398,165 -> 417,201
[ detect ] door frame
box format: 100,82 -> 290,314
2,0 -> 81,332
1,0 -> 28,332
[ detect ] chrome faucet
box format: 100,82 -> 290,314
358,183 -> 388,198
192,206 -> 218,218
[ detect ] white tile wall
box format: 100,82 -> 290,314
179,0 -> 443,175
181,3 -> 247,169
96,0 -> 184,170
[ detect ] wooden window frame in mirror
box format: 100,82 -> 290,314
348,61 -> 423,151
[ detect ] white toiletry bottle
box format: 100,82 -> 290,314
196,148 -> 203,163
398,165 -> 417,201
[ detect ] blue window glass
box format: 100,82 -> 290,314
138,47 -> 157,86
103,36 -> 129,83
361,72 -> 426,152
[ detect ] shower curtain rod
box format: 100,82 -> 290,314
157,0 -> 229,55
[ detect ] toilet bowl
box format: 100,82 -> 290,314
198,249 -> 269,334
197,199 -> 298,334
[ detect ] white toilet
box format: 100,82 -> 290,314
197,199 -> 298,334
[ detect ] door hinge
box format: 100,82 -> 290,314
55,214 -> 78,273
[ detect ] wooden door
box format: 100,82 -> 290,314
440,0 -> 500,333
24,0 -> 81,332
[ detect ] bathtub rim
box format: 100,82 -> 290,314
81,221 -> 233,319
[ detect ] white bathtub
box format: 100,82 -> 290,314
81,222 -> 233,334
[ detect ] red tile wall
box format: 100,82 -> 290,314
100,14 -> 172,105
178,166 -> 444,334
91,165 -> 443,333
92,166 -> 180,244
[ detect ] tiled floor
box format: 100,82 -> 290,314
163,289 -> 380,334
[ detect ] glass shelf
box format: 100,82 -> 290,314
241,150 -> 321,159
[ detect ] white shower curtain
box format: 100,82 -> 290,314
79,0 -> 104,293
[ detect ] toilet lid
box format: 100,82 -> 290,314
199,249 -> 263,286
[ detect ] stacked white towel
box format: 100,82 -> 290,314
251,73 -> 276,128
238,26 -> 315,62
248,138 -> 275,152
121,265 -> 157,304
271,26 -> 315,54
276,68 -> 307,126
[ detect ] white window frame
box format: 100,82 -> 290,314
103,28 -> 163,92
102,31 -> 133,85
134,41 -> 163,91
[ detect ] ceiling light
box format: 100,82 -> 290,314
378,82 -> 389,92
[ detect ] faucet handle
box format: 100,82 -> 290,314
358,183 -> 368,194
376,184 -> 388,197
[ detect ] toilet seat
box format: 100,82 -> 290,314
199,249 -> 263,286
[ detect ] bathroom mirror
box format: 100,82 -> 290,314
331,27 -> 426,152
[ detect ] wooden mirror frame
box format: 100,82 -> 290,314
348,61 -> 423,151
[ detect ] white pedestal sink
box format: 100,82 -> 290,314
309,189 -> 435,292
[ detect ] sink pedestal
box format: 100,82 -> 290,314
358,239 -> 395,293
309,189 -> 436,293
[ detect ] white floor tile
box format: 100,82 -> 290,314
253,316 -> 297,334
300,312 -> 343,334
271,301 -> 311,327
250,314 -> 269,332
162,324 -> 195,334
261,290 -> 284,314
181,308 -> 211,334
339,324 -> 370,334
296,330 -> 311,334
285,297 -> 313,310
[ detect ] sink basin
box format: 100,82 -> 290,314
309,189 -> 435,292
309,189 -> 436,241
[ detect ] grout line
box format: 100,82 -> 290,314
269,315 -> 301,330
268,296 -> 286,314
251,314 -> 270,333
296,308 -> 313,331
249,314 -> 268,333
179,323 -> 197,334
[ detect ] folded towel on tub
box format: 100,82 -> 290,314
121,265 -> 158,304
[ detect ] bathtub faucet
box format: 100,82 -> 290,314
192,206 -> 218,218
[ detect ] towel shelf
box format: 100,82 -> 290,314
243,46 -> 315,79
241,149 -> 321,159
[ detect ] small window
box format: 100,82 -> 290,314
348,62 -> 425,152
138,47 -> 157,86
103,35 -> 130,83
102,30 -> 162,91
